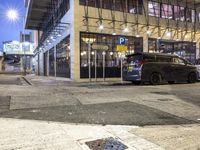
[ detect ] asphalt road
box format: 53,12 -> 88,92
0,74 -> 199,126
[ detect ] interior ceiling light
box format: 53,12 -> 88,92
147,30 -> 151,35
112,32 -> 117,36
136,34 -> 140,37
123,27 -> 129,33
166,31 -> 171,37
99,24 -> 104,30
57,33 -> 62,37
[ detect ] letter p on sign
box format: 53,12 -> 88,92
118,37 -> 126,45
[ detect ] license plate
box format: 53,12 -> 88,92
128,66 -> 133,71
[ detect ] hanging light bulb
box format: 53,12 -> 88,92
56,31 -> 62,37
123,26 -> 129,33
166,31 -> 171,37
147,30 -> 151,35
99,24 -> 104,30
136,34 -> 140,37
112,32 -> 117,36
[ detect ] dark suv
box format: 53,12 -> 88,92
123,53 -> 198,85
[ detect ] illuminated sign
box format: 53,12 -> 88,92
3,41 -> 34,55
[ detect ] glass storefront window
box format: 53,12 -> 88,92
58,36 -> 70,78
80,32 -> 143,78
49,48 -> 55,76
55,36 -> 70,78
157,40 -> 196,63
148,1 -> 160,17
148,38 -> 157,53
149,38 -> 196,63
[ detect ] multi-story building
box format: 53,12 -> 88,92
25,0 -> 200,81
2,32 -> 34,72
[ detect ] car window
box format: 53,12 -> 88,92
156,56 -> 173,63
143,55 -> 155,62
174,57 -> 185,65
127,55 -> 142,65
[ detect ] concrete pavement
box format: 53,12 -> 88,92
0,74 -> 200,149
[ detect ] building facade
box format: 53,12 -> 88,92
25,0 -> 200,81
2,32 -> 34,72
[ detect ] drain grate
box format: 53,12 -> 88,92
85,137 -> 128,150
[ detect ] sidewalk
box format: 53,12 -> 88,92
0,118 -> 199,150
1,74 -> 200,149
23,74 -> 126,86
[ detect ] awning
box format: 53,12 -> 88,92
25,0 -> 52,30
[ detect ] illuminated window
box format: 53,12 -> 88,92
128,0 -> 143,14
174,6 -> 185,21
80,32 -> 143,78
79,0 -> 143,14
186,8 -> 192,22
161,4 -> 173,19
192,10 -> 196,22
148,1 -> 160,17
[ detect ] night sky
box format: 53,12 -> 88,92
0,0 -> 26,51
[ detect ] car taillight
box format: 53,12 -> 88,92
139,60 -> 145,65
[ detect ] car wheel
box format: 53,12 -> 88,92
168,81 -> 175,84
188,72 -> 197,83
132,81 -> 141,85
150,73 -> 161,85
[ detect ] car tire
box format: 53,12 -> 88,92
168,81 -> 175,84
150,73 -> 161,85
188,72 -> 197,83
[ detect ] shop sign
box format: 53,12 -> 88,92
117,45 -> 128,52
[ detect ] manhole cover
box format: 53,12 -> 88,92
158,98 -> 173,101
85,137 -> 128,150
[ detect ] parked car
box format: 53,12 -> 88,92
123,52 -> 198,85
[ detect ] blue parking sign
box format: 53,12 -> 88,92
118,37 -> 127,45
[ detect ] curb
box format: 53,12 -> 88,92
21,77 -> 32,85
